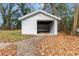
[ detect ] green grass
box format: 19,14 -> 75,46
0,30 -> 33,42
75,32 -> 79,36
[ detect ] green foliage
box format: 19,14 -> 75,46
77,16 -> 79,28
0,3 -> 19,29
10,19 -> 21,29
56,4 -> 73,34
43,3 -> 73,34
17,3 -> 31,15
0,3 -> 31,30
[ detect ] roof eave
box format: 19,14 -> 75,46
18,10 -> 61,21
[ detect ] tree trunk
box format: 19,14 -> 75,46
71,6 -> 79,35
5,18 -> 10,30
50,3 -> 57,16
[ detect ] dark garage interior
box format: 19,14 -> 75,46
37,21 -> 54,34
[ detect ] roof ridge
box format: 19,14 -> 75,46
18,10 -> 61,21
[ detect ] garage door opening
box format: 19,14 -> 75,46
37,21 -> 54,34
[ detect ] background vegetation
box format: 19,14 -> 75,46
0,3 -> 79,35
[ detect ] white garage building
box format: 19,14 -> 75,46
18,10 -> 61,35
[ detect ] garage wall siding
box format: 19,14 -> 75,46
22,18 -> 37,35
21,13 -> 58,35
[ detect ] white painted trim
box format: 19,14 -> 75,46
18,10 -> 61,21
37,34 -> 55,36
21,33 -> 56,36
53,20 -> 58,35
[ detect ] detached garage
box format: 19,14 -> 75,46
18,10 -> 61,35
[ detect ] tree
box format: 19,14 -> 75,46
50,3 -> 58,15
17,3 -> 31,15
56,4 -> 68,33
42,3 -> 73,34
0,3 -> 19,29
71,4 -> 79,35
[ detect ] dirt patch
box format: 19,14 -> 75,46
16,36 -> 44,56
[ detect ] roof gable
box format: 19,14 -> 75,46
18,10 -> 61,21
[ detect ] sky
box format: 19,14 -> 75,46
0,3 -> 41,26
0,3 -> 74,26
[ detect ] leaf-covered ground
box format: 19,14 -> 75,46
36,33 -> 79,56
0,31 -> 79,56
0,44 -> 17,56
